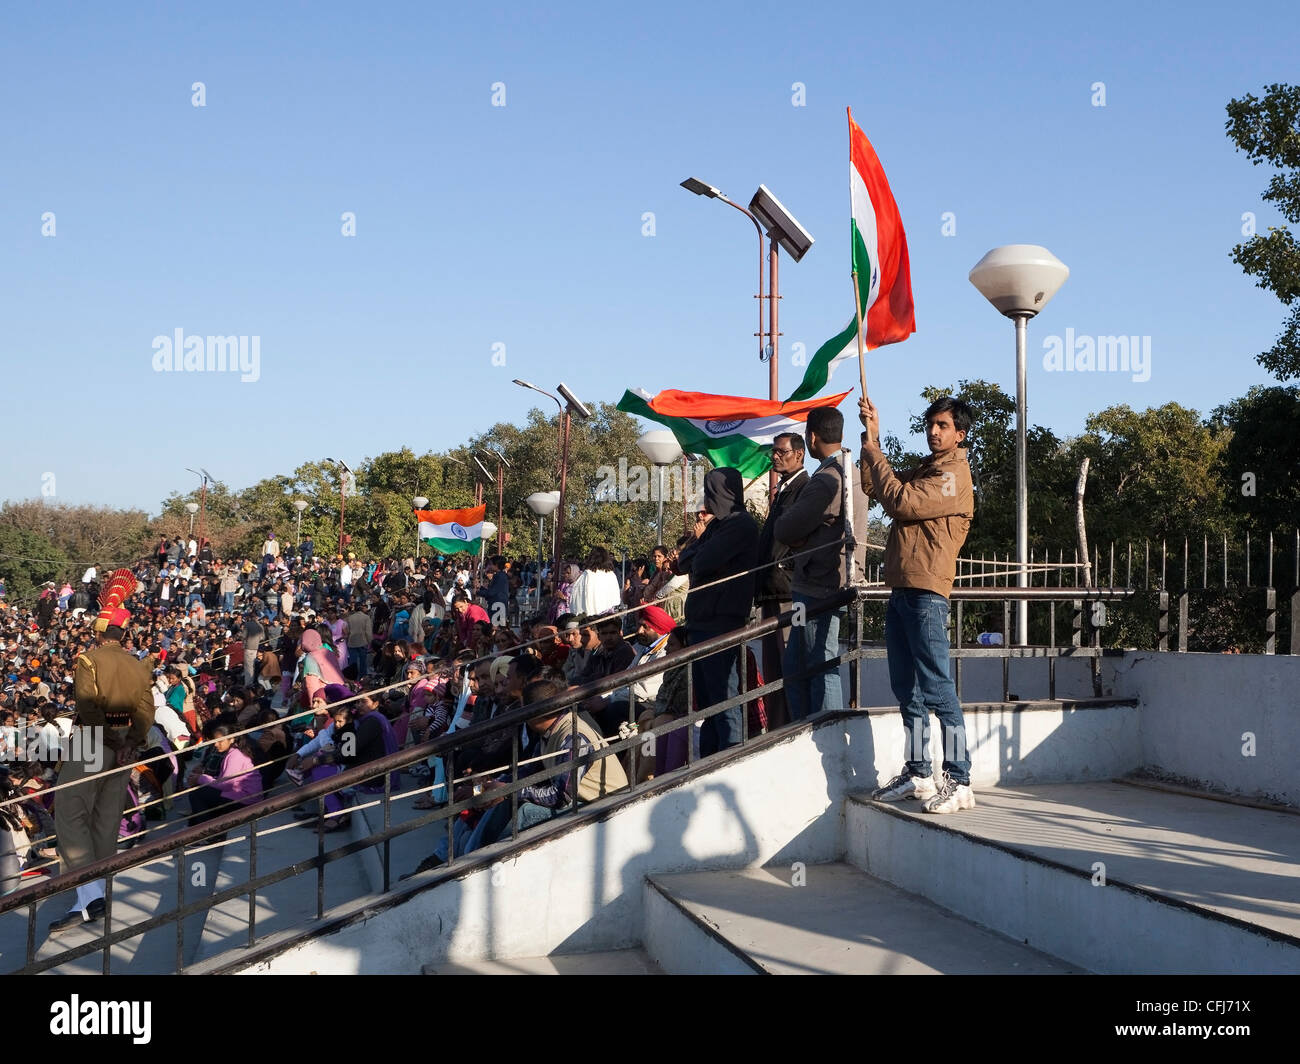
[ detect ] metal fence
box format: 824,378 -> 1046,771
0,582 -> 1155,975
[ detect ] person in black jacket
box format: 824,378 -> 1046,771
677,467 -> 759,756
754,432 -> 809,729
774,407 -> 848,720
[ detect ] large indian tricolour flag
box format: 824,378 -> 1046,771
786,107 -> 915,402
617,388 -> 851,479
416,505 -> 486,556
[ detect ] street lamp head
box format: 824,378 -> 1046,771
681,177 -> 722,199
511,378 -> 534,389
412,496 -> 429,510
185,503 -> 199,515
748,184 -> 815,263
293,500 -> 309,513
481,521 -> 498,541
637,429 -> 683,466
556,382 -> 591,421
525,490 -> 561,517
969,245 -> 1069,319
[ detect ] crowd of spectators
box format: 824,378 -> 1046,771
0,523 -> 741,893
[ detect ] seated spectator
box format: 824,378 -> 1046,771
249,708 -> 291,791
532,625 -> 568,671
589,605 -> 676,737
558,615 -> 598,686
512,676 -> 629,830
285,693 -> 355,832
186,724 -> 261,828
576,616 -> 635,689
635,627 -> 692,782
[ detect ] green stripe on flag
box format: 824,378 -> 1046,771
423,536 -> 483,557
617,391 -> 772,479
785,318 -> 858,403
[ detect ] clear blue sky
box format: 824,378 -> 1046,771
2,1 -> 1294,513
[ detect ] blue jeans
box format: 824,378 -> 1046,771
428,801 -> 513,863
691,630 -> 741,757
351,646 -> 369,678
885,588 -> 969,785
783,593 -> 842,721
222,591 -> 235,613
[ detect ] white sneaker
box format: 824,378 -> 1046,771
872,772 -> 938,802
922,773 -> 976,814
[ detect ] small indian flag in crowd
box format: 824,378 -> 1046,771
416,505 -> 487,556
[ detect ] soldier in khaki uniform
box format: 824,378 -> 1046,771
50,570 -> 154,933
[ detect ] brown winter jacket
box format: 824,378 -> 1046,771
858,439 -> 974,599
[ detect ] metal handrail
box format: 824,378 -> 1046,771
0,583 -> 1150,973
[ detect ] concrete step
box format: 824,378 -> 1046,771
644,863 -> 1081,975
846,781 -> 1300,974
190,805 -> 374,967
424,949 -> 662,975
0,817 -> 223,975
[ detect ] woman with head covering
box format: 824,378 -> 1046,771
298,629 -> 345,706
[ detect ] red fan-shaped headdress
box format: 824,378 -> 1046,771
93,568 -> 138,633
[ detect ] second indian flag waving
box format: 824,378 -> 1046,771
416,505 -> 487,556
786,107 -> 915,402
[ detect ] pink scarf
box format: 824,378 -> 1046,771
299,629 -> 345,686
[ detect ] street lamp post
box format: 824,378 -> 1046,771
413,496 -> 428,558
293,499 -> 308,550
513,379 -> 588,565
477,449 -> 511,556
969,244 -> 1070,645
185,467 -> 213,549
330,458 -> 354,558
681,179 -> 813,494
553,383 -> 590,569
526,490 -> 560,611
637,430 -> 684,545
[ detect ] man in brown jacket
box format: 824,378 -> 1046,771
858,395 -> 976,815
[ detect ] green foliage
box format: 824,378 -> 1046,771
0,523 -> 69,602
1066,402 -> 1233,544
1209,384 -> 1300,534
1226,82 -> 1300,380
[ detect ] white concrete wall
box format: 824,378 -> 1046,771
238,701 -> 1139,974
1112,651 -> 1300,806
242,727 -> 849,974
851,703 -> 1140,789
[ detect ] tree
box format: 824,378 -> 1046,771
463,402 -> 670,564
1063,403 -> 1234,545
0,524 -> 69,602
1226,82 -> 1300,380
1209,384 -> 1300,534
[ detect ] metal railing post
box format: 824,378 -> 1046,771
1265,588 -> 1276,656
1292,590 -> 1300,656
248,820 -> 258,948
176,847 -> 185,973
1158,592 -> 1170,652
103,873 -> 113,975
383,772 -> 392,893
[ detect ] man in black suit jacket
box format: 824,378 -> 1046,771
754,433 -> 808,729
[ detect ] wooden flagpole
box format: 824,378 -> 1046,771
852,270 -> 868,401
849,109 -> 869,403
